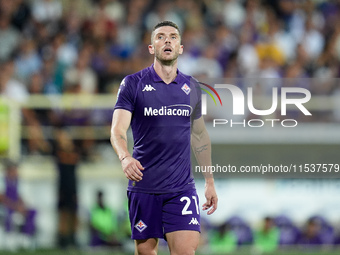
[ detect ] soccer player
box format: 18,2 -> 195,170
111,21 -> 218,255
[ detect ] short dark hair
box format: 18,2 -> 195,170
151,21 -> 181,43
153,21 -> 180,34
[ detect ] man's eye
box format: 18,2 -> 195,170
172,36 -> 177,39
158,36 -> 163,39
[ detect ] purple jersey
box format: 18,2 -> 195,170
114,65 -> 201,193
5,177 -> 19,201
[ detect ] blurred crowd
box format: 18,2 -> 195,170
201,215 -> 340,253
0,0 -> 339,95
0,0 -> 340,156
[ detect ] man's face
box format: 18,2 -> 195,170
149,26 -> 183,65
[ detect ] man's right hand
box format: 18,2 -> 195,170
121,156 -> 144,181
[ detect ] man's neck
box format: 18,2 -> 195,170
153,59 -> 178,84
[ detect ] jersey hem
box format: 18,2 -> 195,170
127,183 -> 196,194
114,106 -> 133,112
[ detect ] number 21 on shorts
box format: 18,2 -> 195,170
180,196 -> 199,215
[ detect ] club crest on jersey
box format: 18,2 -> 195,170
181,83 -> 191,95
135,220 -> 147,232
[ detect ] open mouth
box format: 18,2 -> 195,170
164,47 -> 172,53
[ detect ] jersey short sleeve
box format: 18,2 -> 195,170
114,76 -> 136,113
191,78 -> 202,120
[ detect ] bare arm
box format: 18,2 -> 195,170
191,116 -> 218,215
110,109 -> 144,181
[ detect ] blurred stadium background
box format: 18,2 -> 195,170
1,0 -> 340,254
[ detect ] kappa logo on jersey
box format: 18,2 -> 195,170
181,83 -> 191,95
142,84 -> 156,92
189,217 -> 200,225
120,78 -> 126,86
116,78 -> 126,100
135,220 -> 148,232
116,88 -> 121,101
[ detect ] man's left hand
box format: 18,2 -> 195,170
202,179 -> 218,215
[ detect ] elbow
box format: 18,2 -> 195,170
193,129 -> 205,141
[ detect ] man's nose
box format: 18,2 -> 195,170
165,36 -> 171,43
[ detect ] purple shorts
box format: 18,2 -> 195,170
127,189 -> 201,240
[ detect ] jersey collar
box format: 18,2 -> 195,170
149,64 -> 181,84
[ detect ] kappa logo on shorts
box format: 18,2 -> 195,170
189,217 -> 200,225
181,83 -> 191,95
135,220 -> 148,232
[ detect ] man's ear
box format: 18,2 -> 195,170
179,45 -> 184,55
148,45 -> 154,54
